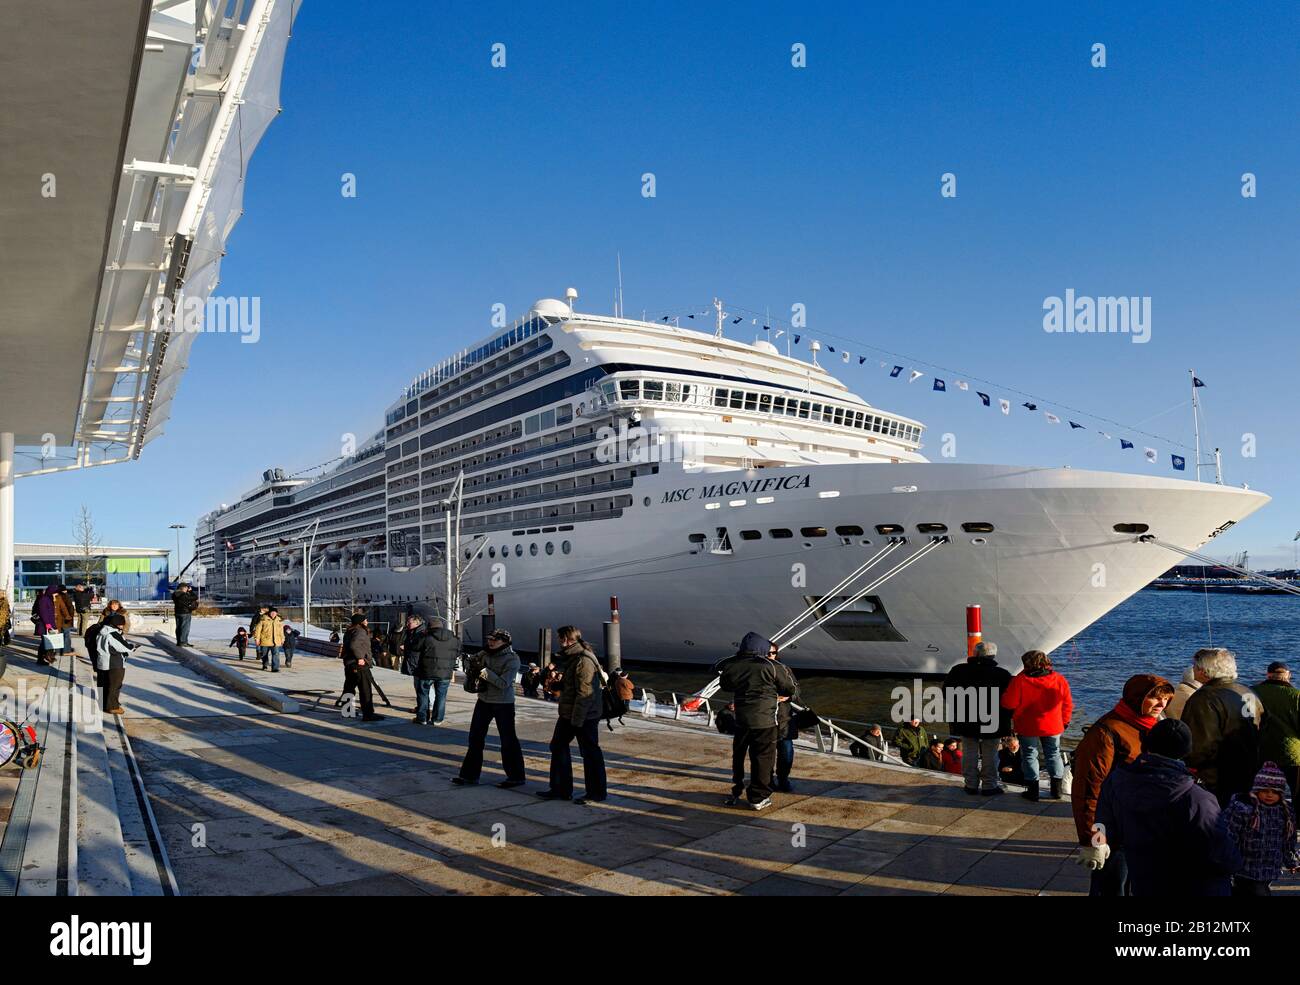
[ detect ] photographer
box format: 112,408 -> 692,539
454,628 -> 525,787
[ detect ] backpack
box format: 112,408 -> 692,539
600,666 -> 627,731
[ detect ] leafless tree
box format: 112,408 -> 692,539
71,505 -> 101,588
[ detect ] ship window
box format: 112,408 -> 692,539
743,392 -> 758,411
798,401 -> 810,419
961,522 -> 995,533
488,547 -> 496,558
801,526 -> 828,537
643,380 -> 663,401
758,394 -> 772,413
917,523 -> 948,534
515,544 -> 523,557
1113,523 -> 1150,534
713,388 -> 729,408
545,542 -> 555,555
688,533 -> 707,543
562,541 -> 572,554
739,530 -> 762,540
539,409 -> 555,429
835,525 -> 865,537
619,380 -> 640,400
822,407 -> 834,423
729,392 -> 744,410
833,408 -> 845,425
529,543 -> 539,556
875,523 -> 905,535
769,528 -> 793,539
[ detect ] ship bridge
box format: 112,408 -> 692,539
0,0 -> 298,597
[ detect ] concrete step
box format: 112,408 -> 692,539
75,705 -> 132,896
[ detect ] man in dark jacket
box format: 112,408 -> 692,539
1094,719 -> 1240,897
1181,648 -> 1263,805
70,581 -> 93,636
1253,661 -> 1300,815
171,582 -> 198,646
341,614 -> 382,722
942,640 -> 1013,796
717,631 -> 794,810
404,614 -> 460,725
537,626 -> 607,805
455,628 -> 525,787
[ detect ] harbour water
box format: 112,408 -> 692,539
624,589 -> 1300,740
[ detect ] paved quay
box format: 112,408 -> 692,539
121,633 -> 1097,897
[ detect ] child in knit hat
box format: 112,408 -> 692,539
1218,761 -> 1299,896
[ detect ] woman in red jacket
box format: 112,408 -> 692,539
1001,650 -> 1073,801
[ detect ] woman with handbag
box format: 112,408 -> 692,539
35,583 -> 73,665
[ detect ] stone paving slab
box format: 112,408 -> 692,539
119,641 -> 1300,897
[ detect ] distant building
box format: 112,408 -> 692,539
12,544 -> 170,603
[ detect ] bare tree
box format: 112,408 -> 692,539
71,505 -> 101,588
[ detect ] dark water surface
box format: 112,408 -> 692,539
623,590 -> 1300,740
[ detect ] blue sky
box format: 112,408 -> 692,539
18,0 -> 1300,572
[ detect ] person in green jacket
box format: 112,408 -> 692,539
895,718 -> 929,767
1253,661 -> 1300,813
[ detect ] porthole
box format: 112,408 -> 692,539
545,542 -> 555,555
488,547 -> 496,558
769,528 -> 793,539
800,527 -> 827,538
643,497 -> 651,507
739,530 -> 762,541
529,543 -> 538,556
961,522 -> 995,534
971,537 -> 988,546
561,541 -> 571,554
916,523 -> 948,534
835,525 -> 865,537
514,544 -> 523,557
1113,523 -> 1150,534
802,542 -> 814,550
688,533 -> 707,543
875,523 -> 904,535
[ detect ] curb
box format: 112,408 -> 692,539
149,633 -> 300,713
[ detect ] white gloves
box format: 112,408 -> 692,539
1076,844 -> 1110,870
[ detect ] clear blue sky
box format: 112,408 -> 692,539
18,0 -> 1300,572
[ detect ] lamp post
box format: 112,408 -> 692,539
302,519 -> 321,638
168,523 -> 185,584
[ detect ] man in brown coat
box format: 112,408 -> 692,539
1071,673 -> 1173,895
536,627 -> 607,805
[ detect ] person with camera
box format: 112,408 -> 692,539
453,628 -> 525,787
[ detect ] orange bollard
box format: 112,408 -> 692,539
966,604 -> 982,657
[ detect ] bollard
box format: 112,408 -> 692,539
966,603 -> 982,657
538,626 -> 552,665
481,593 -> 496,644
603,621 -> 622,675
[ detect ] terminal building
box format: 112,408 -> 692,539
12,543 -> 170,603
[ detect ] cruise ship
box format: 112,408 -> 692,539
194,291 -> 1270,673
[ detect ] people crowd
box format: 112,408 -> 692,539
7,585 -> 1298,895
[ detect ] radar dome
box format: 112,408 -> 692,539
530,298 -> 571,320
752,340 -> 779,355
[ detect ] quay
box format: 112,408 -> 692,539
4,625 -> 1104,897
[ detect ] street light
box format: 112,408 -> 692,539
168,523 -> 185,585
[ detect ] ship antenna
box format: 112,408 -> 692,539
616,252 -> 624,318
713,297 -> 727,338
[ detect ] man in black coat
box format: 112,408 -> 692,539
70,581 -> 94,636
404,614 -> 460,724
341,614 -> 382,722
171,582 -> 198,646
717,631 -> 795,810
943,640 -> 1013,796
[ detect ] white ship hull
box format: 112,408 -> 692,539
273,461 -> 1268,674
